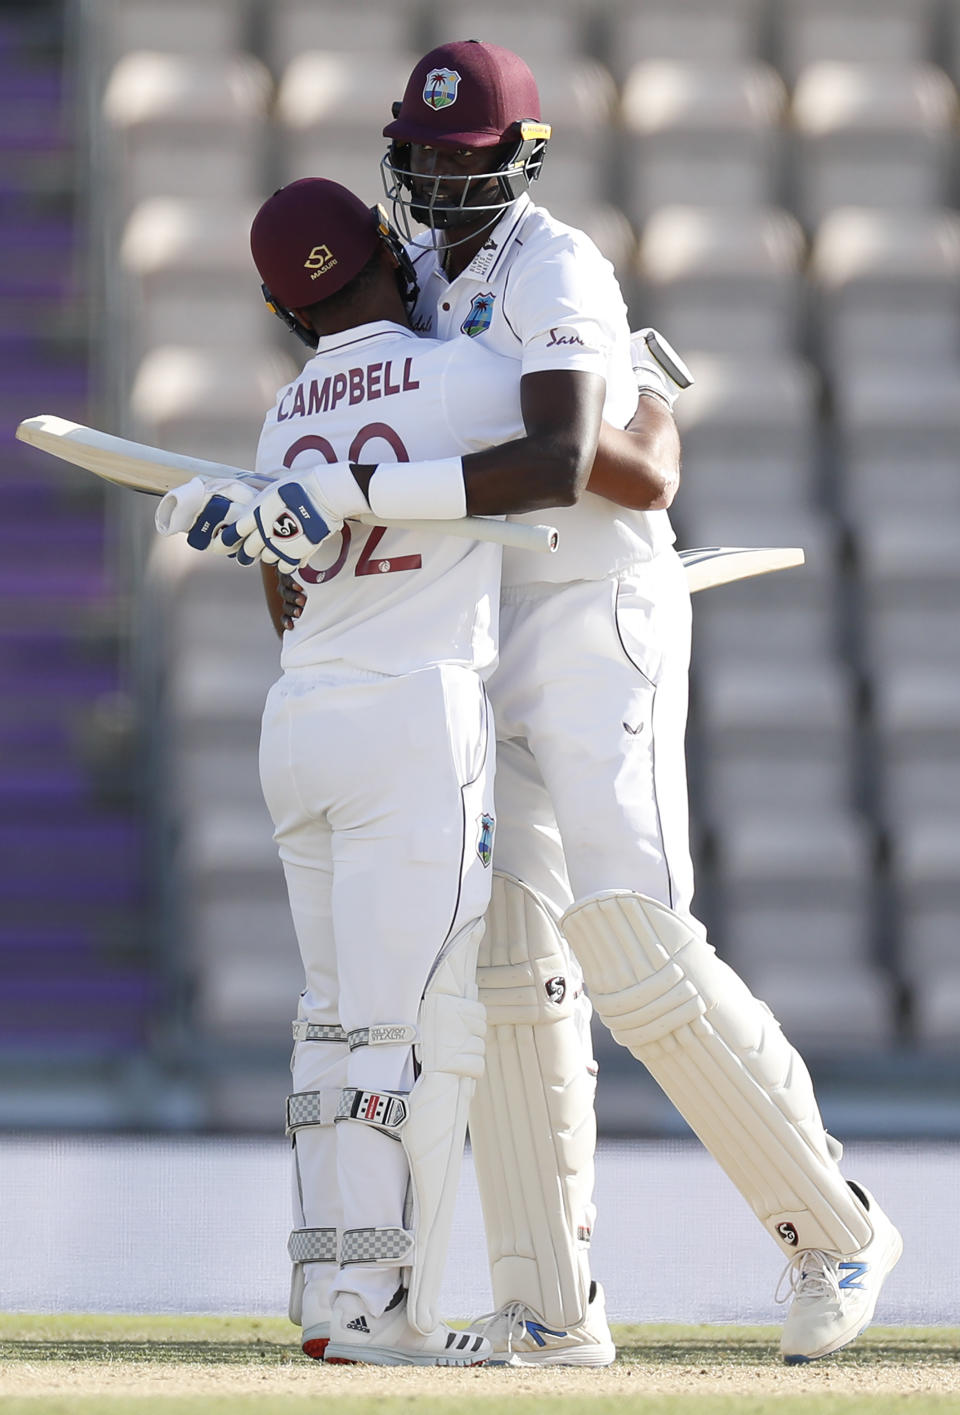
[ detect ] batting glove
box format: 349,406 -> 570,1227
630,328 -> 694,410
223,462 -> 370,570
155,475 -> 267,555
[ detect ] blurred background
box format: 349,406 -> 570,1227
2,0 -> 959,1158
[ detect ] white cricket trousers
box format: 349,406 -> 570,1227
491,548 -> 695,921
259,663 -> 495,1311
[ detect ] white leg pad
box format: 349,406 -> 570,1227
469,872 -> 597,1327
562,891 -> 873,1257
336,921 -> 487,1336
287,1018 -> 348,1326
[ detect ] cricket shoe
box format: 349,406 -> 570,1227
779,1184 -> 903,1364
465,1280 -> 616,1366
300,1281 -> 331,1360
324,1286 -> 491,1366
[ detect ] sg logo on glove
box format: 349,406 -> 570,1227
272,510 -> 304,540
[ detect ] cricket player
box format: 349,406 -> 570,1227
155,177 -> 558,1367
368,39 -> 899,1367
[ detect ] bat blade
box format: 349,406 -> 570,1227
680,545 -> 805,593
15,413 -> 559,553
15,414 -> 250,494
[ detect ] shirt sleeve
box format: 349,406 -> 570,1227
507,231 -> 626,380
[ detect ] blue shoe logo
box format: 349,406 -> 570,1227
838,1261 -> 868,1290
524,1321 -> 568,1347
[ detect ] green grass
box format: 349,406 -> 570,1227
0,1315 -> 957,1415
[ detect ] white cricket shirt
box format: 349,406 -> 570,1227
255,321 -> 523,677
407,194 -> 676,585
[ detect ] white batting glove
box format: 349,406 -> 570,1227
155,475 -> 266,555
222,462 -> 370,570
630,328 -> 694,411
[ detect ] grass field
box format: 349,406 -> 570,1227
1,1315 -> 958,1415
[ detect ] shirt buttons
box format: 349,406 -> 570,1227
441,302 -> 451,311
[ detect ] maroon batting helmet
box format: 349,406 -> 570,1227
381,40 -> 551,233
250,177 -> 381,311
250,177 -> 417,348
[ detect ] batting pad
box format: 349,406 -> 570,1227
335,920 -> 487,1336
286,1032 -> 347,1326
469,872 -> 597,1327
563,891 -> 873,1258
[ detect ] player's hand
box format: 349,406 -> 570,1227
155,475 -> 265,555
277,572 -> 305,630
224,463 -> 369,570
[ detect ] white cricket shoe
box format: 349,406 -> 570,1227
465,1280 -> 616,1366
779,1184 -> 903,1364
300,1280 -> 331,1360
324,1286 -> 491,1366
300,1319 -> 330,1361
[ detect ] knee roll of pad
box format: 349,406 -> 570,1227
562,891 -> 873,1257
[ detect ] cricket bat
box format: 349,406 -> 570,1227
678,544 -> 805,592
17,415 -> 805,589
15,413 -> 560,554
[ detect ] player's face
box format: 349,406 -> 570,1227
408,143 -> 503,226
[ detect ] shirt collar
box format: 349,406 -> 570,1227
414,193 -> 534,288
310,320 -> 418,358
459,193 -> 533,282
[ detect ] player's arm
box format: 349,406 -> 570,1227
588,329 -> 691,511
349,368 -> 605,516
590,395 -> 681,511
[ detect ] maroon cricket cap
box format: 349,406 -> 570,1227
250,177 -> 381,310
383,39 -> 541,149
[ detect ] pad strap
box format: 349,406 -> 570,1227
340,1226 -> 415,1267
335,1086 -> 408,1136
285,1089 -> 341,1135
287,1227 -> 338,1264
292,1020 -> 347,1042
347,1023 -> 418,1050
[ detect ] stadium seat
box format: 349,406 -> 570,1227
274,49 -> 430,205
670,354 -> 823,514
695,690 -> 860,820
127,344 -> 299,466
891,824 -> 960,1050
734,960 -> 896,1053
790,61 -> 958,227
265,0 -> 425,73
832,361 -> 960,523
96,0 -> 249,60
102,50 -> 273,206
423,0 -> 591,61
620,60 -> 787,224
810,207 -> 960,369
603,0 -> 765,80
522,61 -> 619,211
638,205 -> 807,356
119,198 -> 266,354
722,892 -> 878,975
772,0 -> 938,82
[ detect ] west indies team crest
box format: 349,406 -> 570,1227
461,292 -> 496,337
423,67 -> 461,110
477,813 -> 495,867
